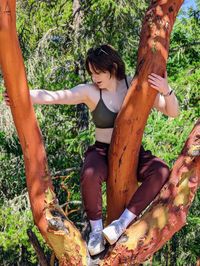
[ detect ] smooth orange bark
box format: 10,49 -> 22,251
2,1 -> 199,265
0,0 -> 52,235
0,1 -> 87,264
107,0 -> 184,223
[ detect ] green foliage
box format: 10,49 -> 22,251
144,109 -> 195,166
0,1 -> 199,265
144,65 -> 200,166
0,194 -> 47,266
168,8 -> 200,76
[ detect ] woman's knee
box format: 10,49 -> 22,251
160,163 -> 170,183
153,160 -> 170,187
138,158 -> 170,185
80,167 -> 102,186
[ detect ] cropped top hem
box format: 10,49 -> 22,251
95,127 -> 114,129
95,140 -> 110,149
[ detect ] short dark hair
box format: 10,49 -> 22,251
85,44 -> 126,80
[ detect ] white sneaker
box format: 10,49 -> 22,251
103,219 -> 126,245
88,230 -> 105,256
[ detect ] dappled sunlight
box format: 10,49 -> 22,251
156,42 -> 168,60
174,170 -> 191,206
152,205 -> 168,229
2,0 -> 199,265
125,219 -> 149,249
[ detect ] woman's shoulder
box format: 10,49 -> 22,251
70,82 -> 98,96
86,82 -> 99,90
76,82 -> 97,91
84,83 -> 100,96
77,83 -> 100,109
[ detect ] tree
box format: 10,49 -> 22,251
0,0 -> 199,265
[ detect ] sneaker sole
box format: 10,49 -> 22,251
102,229 -> 118,245
88,245 -> 105,256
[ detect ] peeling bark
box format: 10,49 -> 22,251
1,1 -> 199,266
107,0 -> 184,223
101,120 -> 200,265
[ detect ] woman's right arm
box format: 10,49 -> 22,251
3,84 -> 89,106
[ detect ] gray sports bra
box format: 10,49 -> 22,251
91,77 -> 129,128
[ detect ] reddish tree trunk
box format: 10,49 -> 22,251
101,120 -> 200,265
0,1 -> 87,264
0,0 -> 52,235
1,1 -> 199,265
107,0 -> 184,223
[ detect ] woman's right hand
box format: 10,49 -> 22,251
3,91 -> 11,106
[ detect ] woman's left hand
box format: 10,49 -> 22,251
148,71 -> 170,95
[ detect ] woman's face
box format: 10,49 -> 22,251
89,63 -> 116,90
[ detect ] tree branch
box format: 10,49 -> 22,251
27,229 -> 49,266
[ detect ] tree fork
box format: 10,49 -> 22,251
1,0 -> 200,265
107,0 -> 184,223
101,120 -> 200,265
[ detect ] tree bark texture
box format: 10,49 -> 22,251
0,0 -> 52,234
1,0 -> 200,265
101,120 -> 200,265
27,229 -> 49,266
0,1 -> 87,264
107,0 -> 184,223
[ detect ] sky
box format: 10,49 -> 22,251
182,0 -> 197,10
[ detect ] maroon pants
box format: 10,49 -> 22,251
80,141 -> 170,220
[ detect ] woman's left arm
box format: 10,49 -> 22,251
148,71 -> 179,117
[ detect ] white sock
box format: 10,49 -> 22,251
90,219 -> 103,232
119,208 -> 136,228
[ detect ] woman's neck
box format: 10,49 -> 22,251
105,78 -> 122,92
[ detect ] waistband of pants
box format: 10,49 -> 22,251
95,141 -> 110,149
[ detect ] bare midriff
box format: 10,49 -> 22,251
95,127 -> 113,144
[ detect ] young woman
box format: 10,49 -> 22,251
3,44 -> 179,256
